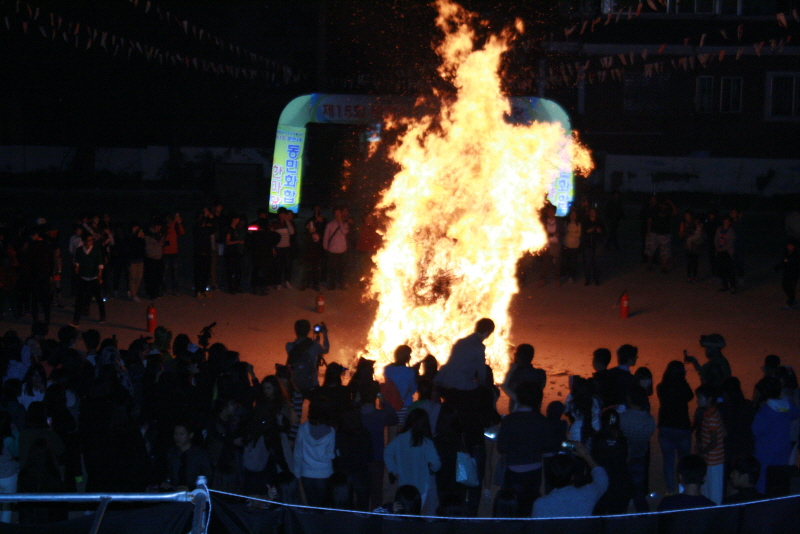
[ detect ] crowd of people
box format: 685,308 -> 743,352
0,312 -> 796,524
0,199 -> 384,327
0,194 -> 797,328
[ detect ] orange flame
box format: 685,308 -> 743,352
362,0 -> 593,379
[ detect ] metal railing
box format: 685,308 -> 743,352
0,486 -> 209,534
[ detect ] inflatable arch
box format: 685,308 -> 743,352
269,94 -> 576,216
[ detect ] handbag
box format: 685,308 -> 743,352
456,451 -> 480,487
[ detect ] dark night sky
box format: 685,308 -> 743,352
0,0 -> 566,147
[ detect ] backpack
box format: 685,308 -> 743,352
380,380 -> 404,412
287,338 -> 316,393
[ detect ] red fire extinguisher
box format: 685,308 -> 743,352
146,303 -> 157,333
619,291 -> 629,319
316,293 -> 325,314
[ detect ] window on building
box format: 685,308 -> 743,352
720,77 -> 742,112
768,74 -> 800,118
696,76 -> 714,113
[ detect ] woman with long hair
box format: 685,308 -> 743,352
293,397 -> 336,507
18,364 -> 47,410
564,375 -> 600,443
242,404 -> 286,495
656,360 -> 694,494
384,408 -> 441,514
261,375 -> 295,430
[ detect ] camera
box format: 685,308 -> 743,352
314,322 -> 326,334
561,441 -> 576,451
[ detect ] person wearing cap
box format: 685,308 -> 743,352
684,334 -> 731,389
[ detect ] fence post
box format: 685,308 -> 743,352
191,492 -> 207,534
88,496 -> 112,534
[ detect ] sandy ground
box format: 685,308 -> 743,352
1,216 -> 797,511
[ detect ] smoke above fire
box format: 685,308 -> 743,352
361,0 -> 593,378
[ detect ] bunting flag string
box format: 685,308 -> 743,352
546,2 -> 799,90
0,0 -> 309,86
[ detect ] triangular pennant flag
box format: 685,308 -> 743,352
86,38 -> 92,49
720,29 -> 727,40
564,24 -> 577,37
794,9 -> 799,22
580,20 -> 588,34
718,50 -> 725,62
737,24 -> 743,40
616,8 -> 622,23
699,33 -> 706,47
636,3 -> 642,16
684,37 -> 690,46
642,48 -> 648,60
145,1 -> 151,14
753,42 -> 763,57
628,6 -> 633,20
605,12 -> 612,25
647,0 -> 658,10
629,51 -> 635,64
658,43 -> 665,54
736,47 -> 744,60
698,54 -> 708,67
182,20 -> 188,34
777,13 -> 788,28
618,53 -> 628,65
34,7 -> 39,20
39,26 -> 47,38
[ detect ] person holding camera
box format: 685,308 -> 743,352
531,441 -> 608,518
684,334 -> 731,389
285,320 -> 330,402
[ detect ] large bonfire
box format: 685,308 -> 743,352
361,0 -> 593,378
